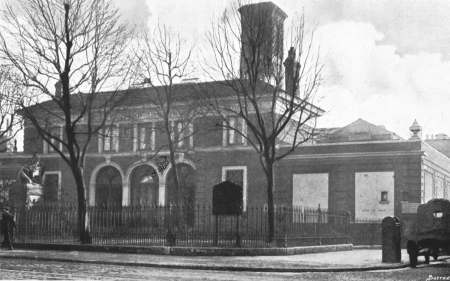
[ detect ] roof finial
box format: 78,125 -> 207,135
409,119 -> 421,140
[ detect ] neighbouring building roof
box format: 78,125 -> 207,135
316,118 -> 402,143
426,137 -> 450,158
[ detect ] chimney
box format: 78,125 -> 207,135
238,2 -> 287,79
55,80 -> 62,97
409,119 -> 422,140
284,47 -> 300,95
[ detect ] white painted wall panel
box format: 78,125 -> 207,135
355,171 -> 394,220
423,171 -> 433,203
292,173 -> 328,209
435,176 -> 444,198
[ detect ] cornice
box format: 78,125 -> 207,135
283,150 -> 423,161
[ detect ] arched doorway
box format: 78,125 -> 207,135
166,163 -> 197,226
95,166 -> 122,207
130,165 -> 159,206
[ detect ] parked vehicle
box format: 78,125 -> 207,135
407,199 -> 450,267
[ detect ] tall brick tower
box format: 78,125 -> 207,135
238,2 -> 287,79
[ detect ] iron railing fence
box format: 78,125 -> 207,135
5,204 -> 375,247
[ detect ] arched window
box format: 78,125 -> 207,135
130,165 -> 159,206
95,166 -> 122,207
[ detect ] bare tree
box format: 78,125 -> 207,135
135,25 -> 201,228
0,0 -> 135,243
0,66 -> 22,152
0,178 -> 15,209
206,1 -> 323,242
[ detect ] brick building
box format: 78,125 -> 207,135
1,114 -> 449,221
276,119 -> 450,222
0,2 -> 449,224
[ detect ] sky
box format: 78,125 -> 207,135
111,0 -> 450,139
1,0 -> 449,139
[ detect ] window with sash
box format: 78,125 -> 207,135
43,126 -> 62,153
100,126 -> 119,152
42,172 -> 60,202
138,123 -> 155,151
172,120 -> 194,149
223,117 -> 247,146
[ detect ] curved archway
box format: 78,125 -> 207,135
95,165 -> 122,207
129,165 -> 159,206
162,159 -> 196,181
89,161 -> 125,206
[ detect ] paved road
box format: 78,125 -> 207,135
0,259 -> 448,280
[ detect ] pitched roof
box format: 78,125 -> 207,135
426,139 -> 450,158
25,79 -> 325,115
26,79 -> 277,111
317,118 -> 402,143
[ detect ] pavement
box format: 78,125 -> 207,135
1,248 -> 444,272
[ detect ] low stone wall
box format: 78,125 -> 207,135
13,242 -> 354,256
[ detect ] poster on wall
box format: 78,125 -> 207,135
355,171 -> 395,220
292,173 -> 329,209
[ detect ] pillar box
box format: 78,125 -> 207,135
382,216 -> 401,263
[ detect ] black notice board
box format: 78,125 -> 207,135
212,181 -> 243,215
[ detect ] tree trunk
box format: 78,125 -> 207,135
164,118 -> 183,235
264,159 -> 275,243
168,147 -> 180,206
168,146 -> 182,222
72,165 -> 91,244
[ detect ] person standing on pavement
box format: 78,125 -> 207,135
1,208 -> 15,250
